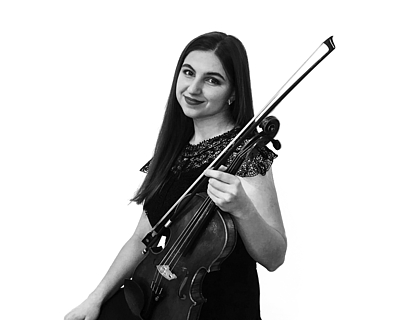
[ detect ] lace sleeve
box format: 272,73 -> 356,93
236,146 -> 277,177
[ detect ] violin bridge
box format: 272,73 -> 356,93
156,265 -> 177,281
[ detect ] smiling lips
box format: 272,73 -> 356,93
184,95 -> 204,106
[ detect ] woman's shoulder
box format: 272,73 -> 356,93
226,128 -> 278,177
232,143 -> 277,177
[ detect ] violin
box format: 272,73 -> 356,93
124,37 -> 335,320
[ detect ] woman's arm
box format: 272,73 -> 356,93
89,210 -> 152,302
64,210 -> 152,320
205,168 -> 287,271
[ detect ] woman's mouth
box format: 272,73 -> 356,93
184,95 -> 204,106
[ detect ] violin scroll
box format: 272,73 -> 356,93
259,116 -> 281,151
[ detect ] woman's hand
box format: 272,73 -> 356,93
204,166 -> 254,219
64,296 -> 101,320
205,166 -> 286,271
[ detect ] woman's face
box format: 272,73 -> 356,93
176,50 -> 234,121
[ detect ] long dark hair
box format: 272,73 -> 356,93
132,31 -> 254,204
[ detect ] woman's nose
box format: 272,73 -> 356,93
187,78 -> 202,95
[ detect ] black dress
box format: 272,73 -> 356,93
98,128 -> 276,320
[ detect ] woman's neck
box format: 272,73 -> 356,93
190,114 -> 235,145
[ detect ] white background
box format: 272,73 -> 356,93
1,1 -> 399,319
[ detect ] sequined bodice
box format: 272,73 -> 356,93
142,128 -> 276,178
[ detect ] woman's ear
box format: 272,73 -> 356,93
228,92 -> 235,105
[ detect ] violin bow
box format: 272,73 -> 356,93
142,36 -> 336,250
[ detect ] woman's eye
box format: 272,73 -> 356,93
206,78 -> 220,85
183,69 -> 194,76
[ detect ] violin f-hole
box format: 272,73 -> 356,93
178,267 -> 189,300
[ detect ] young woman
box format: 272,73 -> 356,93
65,31 -> 287,320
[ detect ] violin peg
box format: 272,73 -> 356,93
272,139 -> 281,150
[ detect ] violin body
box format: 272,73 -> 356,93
124,193 -> 237,320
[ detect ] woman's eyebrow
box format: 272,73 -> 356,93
182,63 -> 226,81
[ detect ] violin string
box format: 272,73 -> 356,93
153,195 -> 212,286
153,148 -> 247,288
153,198 -> 213,289
166,152 -> 246,271
165,149 -> 246,269
163,197 -> 212,267
169,198 -> 216,270
161,196 -> 211,261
